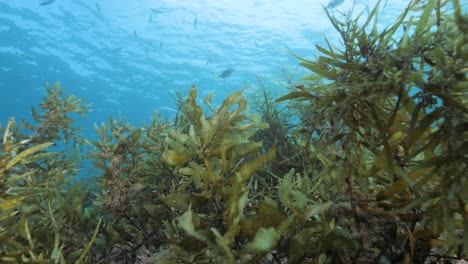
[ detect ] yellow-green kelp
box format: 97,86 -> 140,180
0,0 -> 466,263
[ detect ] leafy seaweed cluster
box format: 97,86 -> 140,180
159,85 -> 279,262
278,0 -> 467,261
250,75 -> 306,177
0,83 -> 98,263
0,0 -> 466,263
85,114 -> 173,261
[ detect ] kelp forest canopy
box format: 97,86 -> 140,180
0,0 -> 466,263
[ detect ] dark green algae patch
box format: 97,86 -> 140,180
1,0 -> 467,263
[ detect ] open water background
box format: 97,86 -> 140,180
0,0 -> 411,140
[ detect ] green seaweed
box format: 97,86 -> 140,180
279,0 -> 467,261
0,0 -> 466,262
0,83 -> 94,263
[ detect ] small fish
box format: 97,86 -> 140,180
96,3 -> 102,14
193,17 -> 197,29
145,48 -> 149,57
20,139 -> 32,144
254,42 -> 260,48
150,8 -> 165,14
206,56 -> 212,65
326,0 -> 345,9
39,0 -> 55,6
133,30 -> 137,38
217,68 -> 235,79
148,14 -> 152,24
160,41 -> 163,49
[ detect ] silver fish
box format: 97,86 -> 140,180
326,0 -> 344,9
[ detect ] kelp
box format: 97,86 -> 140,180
159,85 -> 282,261
0,0 -> 466,262
250,75 -> 306,177
154,84 -> 358,263
28,82 -> 90,148
86,113 -> 173,262
0,83 -> 96,263
163,85 -> 273,187
278,0 -> 467,261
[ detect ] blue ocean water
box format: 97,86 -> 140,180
0,0 -> 407,134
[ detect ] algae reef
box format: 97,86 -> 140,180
0,0 -> 467,263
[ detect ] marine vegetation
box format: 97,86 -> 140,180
278,0 -> 467,262
250,74 -> 307,177
85,114 -> 173,262
0,83 -> 99,263
0,0 -> 466,263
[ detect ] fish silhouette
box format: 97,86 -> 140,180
150,8 -> 165,14
96,3 -> 102,14
217,68 -> 235,79
326,0 -> 344,9
39,0 -> 55,6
